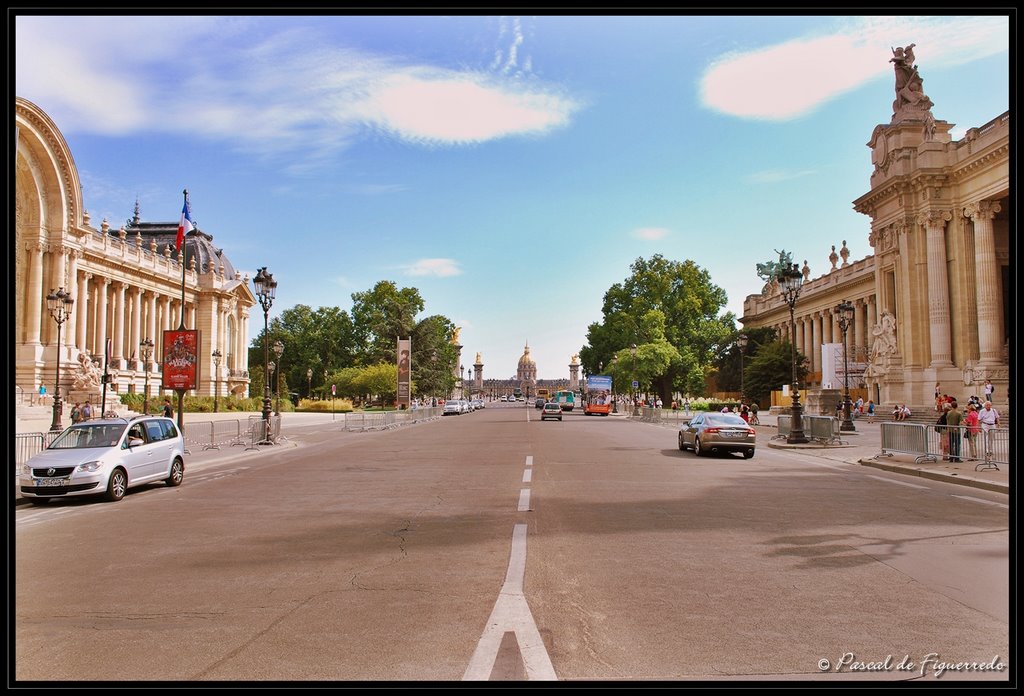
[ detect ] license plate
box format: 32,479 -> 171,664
723,432 -> 744,438
35,478 -> 70,487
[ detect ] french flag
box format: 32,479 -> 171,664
176,192 -> 194,250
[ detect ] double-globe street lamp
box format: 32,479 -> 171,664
630,343 -> 638,415
778,262 -> 809,443
46,288 -> 74,431
737,333 -> 749,403
139,337 -> 155,415
212,348 -> 222,413
835,300 -> 856,432
253,267 -> 277,443
273,340 -> 284,415
307,368 -> 313,400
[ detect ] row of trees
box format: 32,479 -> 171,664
248,280 -> 461,403
579,254 -> 807,407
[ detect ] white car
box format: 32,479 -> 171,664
19,416 -> 185,503
443,401 -> 463,416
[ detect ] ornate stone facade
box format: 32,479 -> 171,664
15,97 -> 256,403
741,54 -> 1009,410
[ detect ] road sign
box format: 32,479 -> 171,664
632,380 -> 639,389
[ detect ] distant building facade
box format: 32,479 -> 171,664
15,97 -> 255,404
740,51 -> 1009,410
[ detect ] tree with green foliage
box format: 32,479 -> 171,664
350,281 -> 425,365
742,339 -> 808,408
713,326 -> 778,393
580,254 -> 735,403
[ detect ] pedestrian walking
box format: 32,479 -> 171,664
866,400 -> 875,423
162,398 -> 174,418
964,404 -> 981,460
749,401 -> 760,425
978,401 -> 1000,459
81,400 -> 92,421
945,401 -> 962,462
936,404 -> 950,460
983,379 -> 994,404
70,402 -> 82,424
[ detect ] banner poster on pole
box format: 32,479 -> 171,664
162,329 -> 201,391
397,337 -> 411,409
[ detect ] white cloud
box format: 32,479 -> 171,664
15,16 -> 579,157
402,258 -> 463,277
700,16 -> 1008,121
632,227 -> 670,241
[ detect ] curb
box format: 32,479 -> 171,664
857,457 -> 1008,494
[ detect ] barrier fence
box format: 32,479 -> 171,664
14,432 -> 61,473
345,407 -> 442,431
772,415 -> 842,444
876,422 -> 1009,470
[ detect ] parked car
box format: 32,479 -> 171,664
678,412 -> 756,458
19,416 -> 185,503
541,402 -> 563,421
535,397 -> 546,409
472,399 -> 484,409
500,395 -> 508,402
443,401 -> 463,416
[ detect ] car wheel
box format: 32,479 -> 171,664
694,437 -> 706,457
106,467 -> 127,502
678,433 -> 686,451
743,449 -> 755,459
166,458 -> 184,487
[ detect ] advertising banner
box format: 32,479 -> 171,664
162,329 -> 201,391
397,337 -> 411,409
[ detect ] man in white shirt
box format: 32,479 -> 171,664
978,401 -> 1000,460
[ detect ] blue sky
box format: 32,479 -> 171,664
15,13 -> 1010,380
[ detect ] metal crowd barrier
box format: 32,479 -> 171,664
774,415 -> 791,440
805,416 -> 844,445
344,407 -> 443,432
14,431 -> 61,472
244,415 -> 281,450
876,422 -> 1009,470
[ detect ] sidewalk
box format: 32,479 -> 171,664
635,411 -> 1009,495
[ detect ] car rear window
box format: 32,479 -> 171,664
706,414 -> 748,426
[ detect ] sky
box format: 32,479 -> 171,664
13,12 -> 1011,380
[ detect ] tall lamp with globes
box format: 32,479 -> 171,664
836,300 -> 856,432
778,262 -> 809,444
737,333 -> 749,403
252,267 -> 277,444
46,288 -> 74,432
212,349 -> 222,413
273,340 -> 284,416
307,368 -> 313,400
139,337 -> 155,415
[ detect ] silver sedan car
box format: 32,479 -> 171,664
678,412 -> 756,458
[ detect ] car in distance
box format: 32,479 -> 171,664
535,397 -> 545,409
678,412 -> 756,458
443,401 -> 463,416
19,416 -> 185,503
541,402 -> 563,421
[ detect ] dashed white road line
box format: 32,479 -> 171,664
463,523 -> 556,681
522,470 -> 532,483
525,456 -> 533,468
518,489 -> 531,512
950,494 -> 1008,508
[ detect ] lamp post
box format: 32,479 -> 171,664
460,364 -> 465,400
737,333 -> 749,402
836,300 -> 856,432
778,262 -> 808,443
139,337 -> 154,415
610,356 -> 619,413
46,288 -> 74,432
252,266 -> 277,443
307,368 -> 313,400
212,349 -> 222,413
630,343 -> 638,415
273,340 -> 284,415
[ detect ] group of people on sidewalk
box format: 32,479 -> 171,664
933,391 -> 1001,463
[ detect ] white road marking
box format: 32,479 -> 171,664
463,523 -> 556,681
525,456 -> 533,468
518,489 -> 531,512
522,470 -> 532,483
950,495 -> 1008,509
866,475 -> 930,489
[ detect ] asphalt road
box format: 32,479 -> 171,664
13,403 -> 1010,683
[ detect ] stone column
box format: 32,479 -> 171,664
964,201 -> 1003,366
96,278 -> 110,361
919,209 -> 954,366
131,287 -> 143,363
66,250 -> 80,350
810,313 -> 821,373
77,272 -> 91,351
112,282 -> 126,365
854,300 -> 866,355
802,316 -> 812,373
25,242 -> 44,345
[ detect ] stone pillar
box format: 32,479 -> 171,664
919,209 -> 954,366
112,282 -> 126,365
475,360 -> 483,391
568,359 -> 579,391
131,287 -> 143,363
25,243 -> 44,345
810,313 -> 821,373
67,250 -> 80,349
96,278 -> 110,361
77,272 -> 91,352
801,316 -> 812,374
854,300 -> 866,354
964,201 -> 1003,366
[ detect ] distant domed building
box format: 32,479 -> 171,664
517,342 -> 537,392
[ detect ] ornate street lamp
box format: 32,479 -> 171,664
836,300 -> 856,432
273,340 -> 284,415
46,288 -> 74,432
307,368 -> 313,400
737,333 -> 749,402
252,266 -> 277,443
610,356 -> 619,413
139,337 -> 155,415
630,344 -> 638,415
778,262 -> 808,443
212,348 -> 222,413
460,364 -> 465,400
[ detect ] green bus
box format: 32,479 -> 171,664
554,390 -> 575,411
